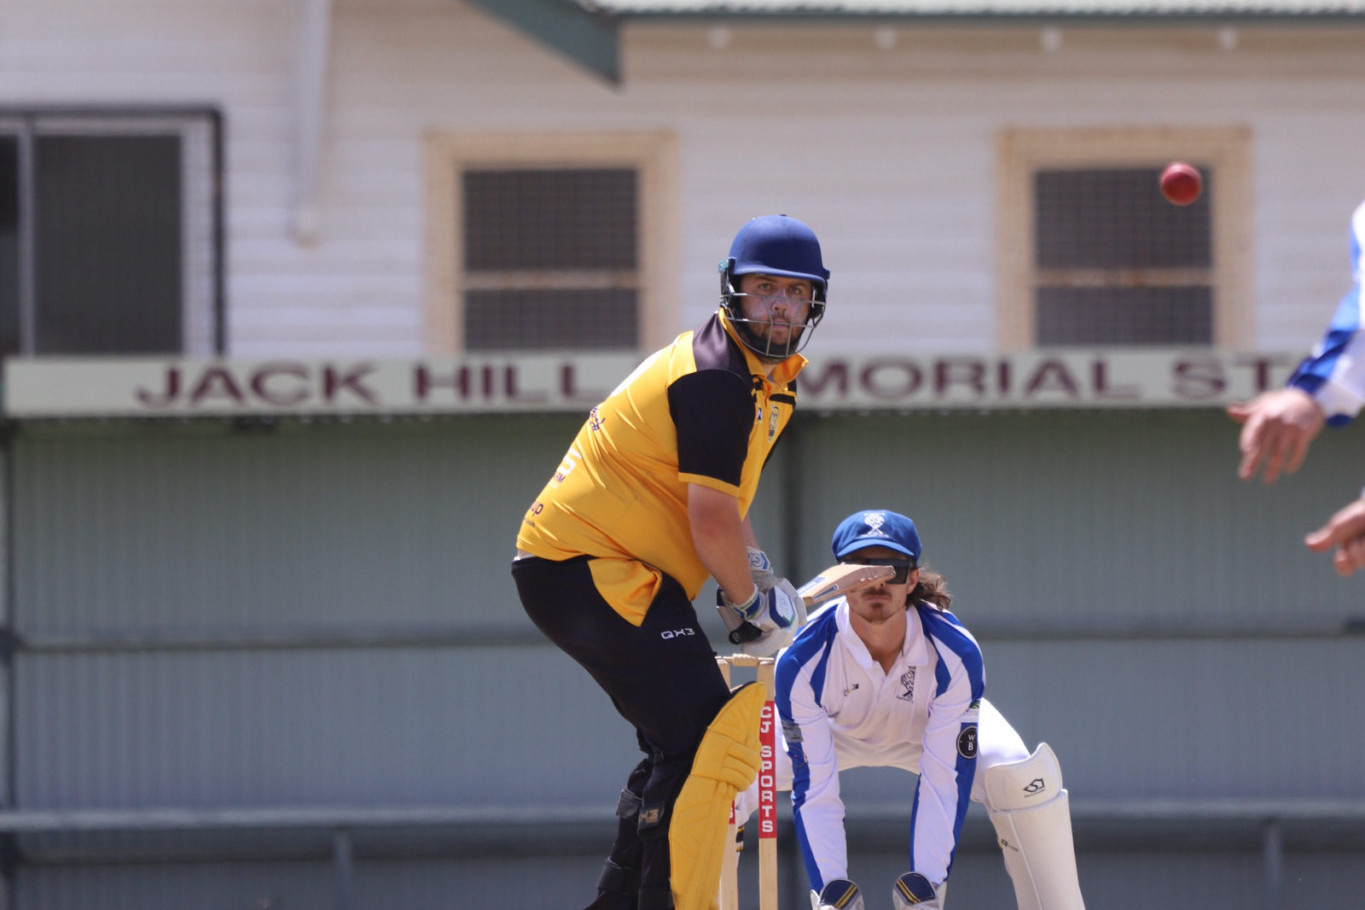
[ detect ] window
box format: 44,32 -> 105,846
997,128 -> 1251,349
0,110 -> 222,356
425,133 -> 677,354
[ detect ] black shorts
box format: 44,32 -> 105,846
510,555 -> 730,758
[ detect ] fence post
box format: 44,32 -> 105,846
1262,818 -> 1282,910
333,826 -> 354,910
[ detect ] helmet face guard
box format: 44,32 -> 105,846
718,215 -> 830,360
720,274 -> 826,360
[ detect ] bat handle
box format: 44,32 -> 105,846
728,621 -> 763,644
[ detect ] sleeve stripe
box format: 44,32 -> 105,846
921,610 -> 985,700
1288,200 -> 1365,415
777,611 -> 840,894
911,607 -> 984,880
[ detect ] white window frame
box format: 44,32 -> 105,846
0,109 -> 221,356
423,132 -> 678,355
997,127 -> 1253,350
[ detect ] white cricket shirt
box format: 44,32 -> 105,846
774,598 -> 983,892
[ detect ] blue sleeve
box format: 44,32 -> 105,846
777,613 -> 844,893
909,608 -> 984,886
1286,200 -> 1365,425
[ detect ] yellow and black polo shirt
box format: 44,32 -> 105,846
517,311 -> 805,623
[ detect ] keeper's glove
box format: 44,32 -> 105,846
811,879 -> 864,910
891,872 -> 944,910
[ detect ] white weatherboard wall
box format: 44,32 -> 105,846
2,0 -> 1364,357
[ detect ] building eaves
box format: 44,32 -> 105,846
467,0 -> 1365,88
589,0 -> 1365,16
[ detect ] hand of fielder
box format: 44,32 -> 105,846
1305,495 -> 1365,576
1227,388 -> 1325,483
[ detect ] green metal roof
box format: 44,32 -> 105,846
593,0 -> 1365,12
467,0 -> 1365,85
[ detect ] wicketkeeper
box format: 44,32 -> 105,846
730,509 -> 1087,910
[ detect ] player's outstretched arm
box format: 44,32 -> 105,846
1305,495 -> 1365,576
1227,387 -> 1325,483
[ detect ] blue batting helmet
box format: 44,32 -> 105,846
719,214 -> 829,359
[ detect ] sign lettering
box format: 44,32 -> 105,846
3,351 -> 1300,418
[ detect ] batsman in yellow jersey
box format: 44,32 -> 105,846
513,215 -> 830,910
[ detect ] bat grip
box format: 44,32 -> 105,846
728,621 -> 763,644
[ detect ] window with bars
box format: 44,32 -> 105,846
0,111 -> 221,356
1034,167 -> 1213,345
424,132 -> 674,355
997,128 -> 1251,350
462,168 -> 639,351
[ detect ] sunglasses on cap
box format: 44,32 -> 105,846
839,555 -> 917,585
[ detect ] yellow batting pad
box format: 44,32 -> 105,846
669,682 -> 767,910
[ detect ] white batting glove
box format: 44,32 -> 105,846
891,872 -> 944,910
811,879 -> 864,910
747,547 -> 775,592
735,622 -> 792,657
721,580 -> 799,631
720,579 -> 803,656
776,577 -> 808,630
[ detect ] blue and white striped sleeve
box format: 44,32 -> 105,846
909,607 -> 984,888
776,615 -> 847,893
1287,200 -> 1365,425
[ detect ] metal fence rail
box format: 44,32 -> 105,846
1,799 -> 1361,909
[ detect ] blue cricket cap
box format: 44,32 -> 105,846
830,509 -> 922,564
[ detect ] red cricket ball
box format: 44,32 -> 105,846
1160,162 -> 1202,206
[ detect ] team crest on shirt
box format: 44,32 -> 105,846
768,405 -> 780,441
957,725 -> 979,759
897,666 -> 916,701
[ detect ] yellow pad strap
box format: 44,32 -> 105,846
669,683 -> 767,910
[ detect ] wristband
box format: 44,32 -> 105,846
729,585 -> 761,620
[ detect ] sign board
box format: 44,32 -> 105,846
1,350 -> 1302,419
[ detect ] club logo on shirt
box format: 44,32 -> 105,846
898,666 -> 916,701
957,724 -> 979,759
768,404 -> 780,441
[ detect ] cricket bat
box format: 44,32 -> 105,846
727,562 -> 896,644
796,562 -> 896,607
